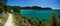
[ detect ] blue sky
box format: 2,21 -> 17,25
7,0 -> 60,9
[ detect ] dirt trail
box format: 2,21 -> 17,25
4,13 -> 14,26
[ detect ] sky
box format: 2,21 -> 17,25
7,0 -> 60,9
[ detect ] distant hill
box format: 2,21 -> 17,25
11,6 -> 52,10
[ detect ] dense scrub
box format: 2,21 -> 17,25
0,13 -> 8,26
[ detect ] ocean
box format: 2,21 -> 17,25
20,10 -> 53,21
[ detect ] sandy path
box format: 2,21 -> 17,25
4,13 -> 14,26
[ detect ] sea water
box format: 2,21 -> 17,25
20,10 -> 53,21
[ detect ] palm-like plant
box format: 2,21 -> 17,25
50,11 -> 58,26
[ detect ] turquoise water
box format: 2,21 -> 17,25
20,10 -> 53,21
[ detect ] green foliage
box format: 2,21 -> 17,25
11,6 -> 21,12
51,11 -> 58,26
0,6 -> 4,10
0,2 -> 6,6
0,2 -> 6,11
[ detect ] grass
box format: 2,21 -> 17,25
13,12 -> 25,26
0,13 -> 8,26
